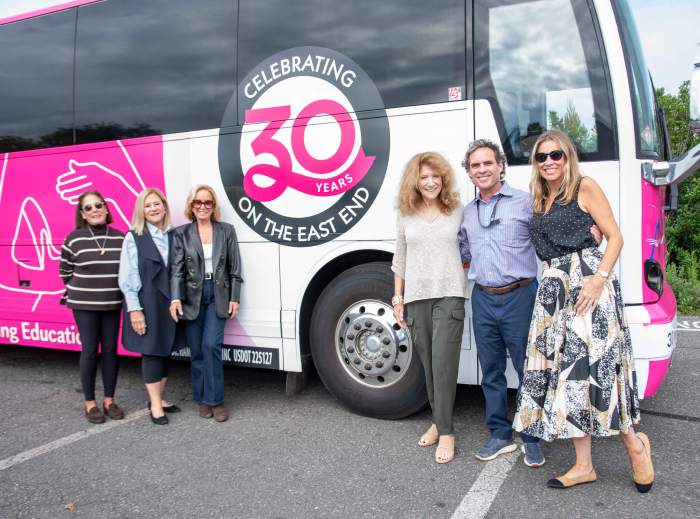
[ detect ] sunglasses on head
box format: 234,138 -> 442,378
534,150 -> 565,163
82,202 -> 104,212
192,199 -> 214,209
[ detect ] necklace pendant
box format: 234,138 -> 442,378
100,249 -> 105,256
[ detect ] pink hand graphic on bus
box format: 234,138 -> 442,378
243,100 -> 375,202
0,137 -> 165,323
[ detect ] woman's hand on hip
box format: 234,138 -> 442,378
393,302 -> 406,328
129,310 -> 147,335
169,300 -> 183,322
575,276 -> 605,315
228,301 -> 239,319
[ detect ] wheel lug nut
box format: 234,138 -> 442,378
375,361 -> 384,368
382,351 -> 391,358
354,323 -> 361,330
382,338 -> 390,345
364,363 -> 372,370
376,326 -> 383,333
347,333 -> 355,340
347,347 -> 355,353
365,321 -> 372,328
353,358 -> 361,365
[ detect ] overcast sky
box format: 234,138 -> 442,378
3,0 -> 698,94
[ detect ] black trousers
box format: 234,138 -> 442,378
72,309 -> 121,401
141,354 -> 170,384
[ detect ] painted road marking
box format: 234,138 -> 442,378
0,409 -> 149,471
677,319 -> 700,332
451,451 -> 518,519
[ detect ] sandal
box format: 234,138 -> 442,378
435,435 -> 455,464
418,424 -> 439,447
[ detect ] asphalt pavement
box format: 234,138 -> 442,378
1,319 -> 699,519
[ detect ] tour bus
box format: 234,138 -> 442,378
1,0 -> 697,419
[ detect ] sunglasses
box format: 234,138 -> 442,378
82,202 -> 105,212
192,199 -> 214,209
534,150 -> 565,163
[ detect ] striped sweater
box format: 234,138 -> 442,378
59,225 -> 125,311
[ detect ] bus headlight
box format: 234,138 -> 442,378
644,259 -> 664,296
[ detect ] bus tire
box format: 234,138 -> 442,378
310,262 -> 427,419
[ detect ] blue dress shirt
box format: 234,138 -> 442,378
458,182 -> 537,287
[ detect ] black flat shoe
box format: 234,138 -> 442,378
150,412 -> 169,425
148,402 -> 181,413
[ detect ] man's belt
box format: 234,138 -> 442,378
476,277 -> 534,295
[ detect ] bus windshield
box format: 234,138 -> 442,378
614,0 -> 664,159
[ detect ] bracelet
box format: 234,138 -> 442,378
391,295 -> 404,306
596,270 -> 610,279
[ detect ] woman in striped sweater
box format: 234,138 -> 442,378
60,190 -> 125,424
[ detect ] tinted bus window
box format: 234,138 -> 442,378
475,0 -> 615,164
0,11 -> 75,153
613,0 -> 663,159
238,0 -> 465,114
75,0 -> 237,143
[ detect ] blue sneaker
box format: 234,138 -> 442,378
475,438 -> 517,461
521,442 -> 545,467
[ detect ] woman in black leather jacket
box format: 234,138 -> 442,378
169,184 -> 243,422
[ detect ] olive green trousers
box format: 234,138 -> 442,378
406,297 -> 465,435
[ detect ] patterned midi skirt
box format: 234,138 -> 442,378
513,247 -> 640,440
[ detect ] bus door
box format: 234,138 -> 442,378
473,0 -> 618,389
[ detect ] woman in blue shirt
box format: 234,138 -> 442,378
119,188 -> 181,425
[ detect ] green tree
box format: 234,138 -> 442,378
548,101 -> 597,152
657,81 -> 700,313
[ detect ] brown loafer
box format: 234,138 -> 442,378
212,404 -> 229,422
103,402 -> 125,420
84,405 -> 105,424
198,404 -> 213,419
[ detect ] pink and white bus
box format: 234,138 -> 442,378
1,0 -> 697,418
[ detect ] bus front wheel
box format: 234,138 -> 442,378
309,262 -> 427,419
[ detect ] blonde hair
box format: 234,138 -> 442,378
530,130 -> 582,215
184,184 -> 221,222
131,188 -> 171,235
398,152 -> 460,215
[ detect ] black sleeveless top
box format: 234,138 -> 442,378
529,180 -> 597,261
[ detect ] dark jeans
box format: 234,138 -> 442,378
472,282 -> 538,443
185,280 -> 226,406
141,354 -> 170,384
72,309 -> 121,401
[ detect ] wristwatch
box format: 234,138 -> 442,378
596,269 -> 609,279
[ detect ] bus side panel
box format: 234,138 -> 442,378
0,137 -> 166,354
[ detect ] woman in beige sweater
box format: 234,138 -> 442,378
392,152 -> 466,464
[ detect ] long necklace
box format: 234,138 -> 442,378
87,225 -> 109,255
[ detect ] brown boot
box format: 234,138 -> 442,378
198,404 -> 213,418
212,404 -> 229,422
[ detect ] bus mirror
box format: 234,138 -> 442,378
691,43 -> 700,134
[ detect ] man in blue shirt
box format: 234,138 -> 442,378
458,139 -> 545,467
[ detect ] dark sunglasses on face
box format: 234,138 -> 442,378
534,150 -> 565,163
82,202 -> 104,212
192,199 -> 214,209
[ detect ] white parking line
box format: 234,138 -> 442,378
0,409 -> 149,471
451,451 -> 519,519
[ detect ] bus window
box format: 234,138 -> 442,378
0,10 -> 75,153
238,0 -> 465,115
474,0 -> 615,164
612,0 -> 664,159
75,0 -> 237,144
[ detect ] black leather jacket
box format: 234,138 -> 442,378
170,221 -> 243,320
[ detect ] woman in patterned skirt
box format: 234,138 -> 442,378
512,130 -> 654,492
